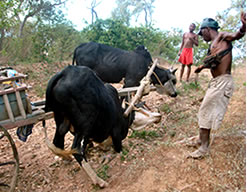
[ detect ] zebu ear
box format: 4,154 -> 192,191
169,67 -> 178,75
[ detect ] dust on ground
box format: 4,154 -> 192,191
0,61 -> 245,192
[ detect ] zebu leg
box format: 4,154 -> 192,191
43,115 -> 77,160
71,135 -> 109,187
81,161 -> 109,188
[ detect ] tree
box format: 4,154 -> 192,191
87,0 -> 101,24
0,0 -> 21,52
111,0 -> 156,27
111,0 -> 132,25
82,18 -> 182,63
15,0 -> 67,37
215,0 -> 246,61
132,0 -> 155,27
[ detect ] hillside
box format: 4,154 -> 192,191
0,61 -> 245,192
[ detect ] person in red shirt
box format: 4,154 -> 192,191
178,23 -> 198,82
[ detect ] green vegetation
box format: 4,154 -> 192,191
96,165 -> 110,180
120,147 -> 129,161
160,103 -> 172,113
182,82 -> 201,92
0,0 -> 244,66
129,130 -> 160,140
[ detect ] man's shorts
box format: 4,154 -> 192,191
178,48 -> 193,65
198,74 -> 234,130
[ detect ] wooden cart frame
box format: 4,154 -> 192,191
0,73 -> 52,192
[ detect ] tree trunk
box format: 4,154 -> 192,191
18,15 -> 29,38
0,29 -> 5,53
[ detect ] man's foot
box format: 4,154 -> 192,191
187,148 -> 209,159
175,136 -> 201,147
185,136 -> 201,147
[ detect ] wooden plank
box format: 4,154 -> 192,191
15,91 -> 27,119
32,100 -> 45,106
124,59 -> 158,117
0,74 -> 27,84
0,111 -> 54,130
0,85 -> 28,96
3,94 -> 15,122
118,86 -> 156,96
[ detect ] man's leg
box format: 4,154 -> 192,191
180,64 -> 185,82
187,128 -> 210,159
199,128 -> 210,151
186,64 -> 192,82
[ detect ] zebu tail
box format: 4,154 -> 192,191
72,48 -> 77,65
42,71 -> 62,128
44,71 -> 63,113
44,134 -> 77,160
43,121 -> 77,160
43,120 -> 75,159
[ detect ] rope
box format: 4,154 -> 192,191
152,71 -> 164,87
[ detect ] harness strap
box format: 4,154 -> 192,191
217,43 -> 233,58
203,43 -> 233,68
152,71 -> 163,86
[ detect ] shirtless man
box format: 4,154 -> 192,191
178,23 -> 198,82
187,12 -> 246,158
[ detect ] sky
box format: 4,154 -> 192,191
64,0 -> 232,33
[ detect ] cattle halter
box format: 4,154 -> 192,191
152,71 -> 164,87
152,71 -> 177,96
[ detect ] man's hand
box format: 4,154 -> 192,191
194,65 -> 204,73
189,36 -> 199,46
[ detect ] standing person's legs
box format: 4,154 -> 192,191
187,128 -> 210,158
186,64 -> 192,82
199,128 -> 210,151
180,64 -> 185,82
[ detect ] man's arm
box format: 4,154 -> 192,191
190,35 -> 199,46
221,12 -> 246,42
194,65 -> 208,73
178,33 -> 185,55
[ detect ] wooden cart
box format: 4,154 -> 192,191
0,72 -> 52,192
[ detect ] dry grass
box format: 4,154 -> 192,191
0,61 -> 245,192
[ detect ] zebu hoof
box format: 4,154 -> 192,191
73,153 -> 83,166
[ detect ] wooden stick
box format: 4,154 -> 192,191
81,161 -> 109,188
117,86 -> 156,97
124,59 -> 158,117
3,94 -> 15,122
195,73 -> 199,84
15,91 -> 27,119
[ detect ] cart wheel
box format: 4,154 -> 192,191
0,125 -> 19,192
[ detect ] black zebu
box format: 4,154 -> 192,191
72,42 -> 177,97
44,65 -> 135,165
